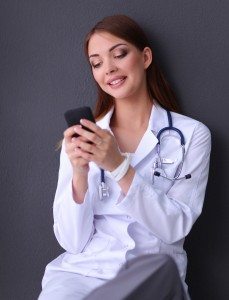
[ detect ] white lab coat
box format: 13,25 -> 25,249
42,103 -> 211,289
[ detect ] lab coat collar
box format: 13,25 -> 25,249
131,103 -> 169,167
96,106 -> 115,131
96,103 -> 168,168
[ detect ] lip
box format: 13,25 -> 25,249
107,76 -> 127,85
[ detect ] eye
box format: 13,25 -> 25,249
114,50 -> 128,59
93,63 -> 101,69
91,62 -> 102,69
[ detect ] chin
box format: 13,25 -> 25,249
106,88 -> 135,101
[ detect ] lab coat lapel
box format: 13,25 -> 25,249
96,106 -> 115,131
130,104 -> 167,167
96,104 -> 168,169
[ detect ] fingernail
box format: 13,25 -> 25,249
80,119 -> 86,124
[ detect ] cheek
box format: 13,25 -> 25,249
123,54 -> 144,75
92,70 -> 99,82
92,70 -> 109,93
92,70 -> 103,87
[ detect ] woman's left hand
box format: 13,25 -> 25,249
73,119 -> 124,172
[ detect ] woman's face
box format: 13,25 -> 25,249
87,32 -> 152,101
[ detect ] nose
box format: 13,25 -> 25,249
105,60 -> 118,75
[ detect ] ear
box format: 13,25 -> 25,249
142,47 -> 153,69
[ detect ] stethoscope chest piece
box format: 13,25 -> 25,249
152,110 -> 191,182
99,181 -> 109,200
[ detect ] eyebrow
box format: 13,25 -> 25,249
89,43 -> 128,59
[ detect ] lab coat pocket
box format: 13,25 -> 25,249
158,132 -> 183,175
152,155 -> 183,193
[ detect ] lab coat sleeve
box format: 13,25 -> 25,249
116,122 -> 211,244
53,140 -> 94,254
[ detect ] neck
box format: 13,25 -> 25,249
110,96 -> 153,131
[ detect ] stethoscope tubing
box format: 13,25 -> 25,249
99,110 -> 191,199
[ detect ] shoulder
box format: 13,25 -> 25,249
170,110 -> 211,149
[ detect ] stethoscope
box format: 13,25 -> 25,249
99,110 -> 191,200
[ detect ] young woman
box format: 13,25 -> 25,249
39,15 -> 211,300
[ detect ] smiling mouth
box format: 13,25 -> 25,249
108,77 -> 127,87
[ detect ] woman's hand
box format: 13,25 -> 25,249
73,119 -> 124,172
63,125 -> 91,174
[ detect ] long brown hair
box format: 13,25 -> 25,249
84,14 -> 180,121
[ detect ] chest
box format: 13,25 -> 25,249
111,127 -> 147,153
89,130 -> 184,210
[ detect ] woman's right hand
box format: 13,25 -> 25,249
64,125 -> 90,175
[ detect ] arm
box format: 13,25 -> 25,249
53,141 -> 94,254
116,122 -> 211,244
72,170 -> 89,204
70,118 -> 211,244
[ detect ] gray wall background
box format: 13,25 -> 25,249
0,1 -> 228,299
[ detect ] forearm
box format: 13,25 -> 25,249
72,170 -> 89,204
116,122 -> 211,243
54,177 -> 94,253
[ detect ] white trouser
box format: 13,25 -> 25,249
38,270 -> 107,300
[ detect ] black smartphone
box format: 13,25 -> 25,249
64,106 -> 95,138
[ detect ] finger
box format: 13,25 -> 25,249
74,139 -> 100,155
65,136 -> 82,155
73,147 -> 93,162
79,134 -> 103,147
68,142 -> 90,160
71,135 -> 89,144
69,148 -> 88,160
67,138 -> 88,155
73,125 -> 103,145
64,125 -> 82,142
77,135 -> 90,143
79,119 -> 107,138
69,153 -> 90,170
65,128 -> 91,148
